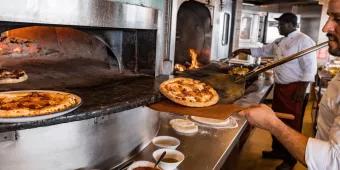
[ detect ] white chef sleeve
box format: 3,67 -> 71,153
298,38 -> 317,82
306,138 -> 340,170
250,43 -> 275,58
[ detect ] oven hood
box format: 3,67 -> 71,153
0,0 -> 158,30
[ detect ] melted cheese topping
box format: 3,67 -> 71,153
165,79 -> 214,103
0,92 -> 75,110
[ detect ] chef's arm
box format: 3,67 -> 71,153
232,42 -> 276,59
270,117 -> 308,165
272,117 -> 340,169
239,104 -> 308,165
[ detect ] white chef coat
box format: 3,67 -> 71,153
250,30 -> 317,84
305,73 -> 340,170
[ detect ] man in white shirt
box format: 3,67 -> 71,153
239,0 -> 340,169
232,12 -> 317,170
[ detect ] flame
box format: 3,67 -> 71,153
188,48 -> 200,70
175,64 -> 186,72
174,48 -> 202,72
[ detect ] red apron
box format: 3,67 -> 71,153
272,82 -> 307,131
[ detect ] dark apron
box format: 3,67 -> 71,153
272,82 -> 307,131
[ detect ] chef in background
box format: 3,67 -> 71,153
239,0 -> 340,169
232,12 -> 317,170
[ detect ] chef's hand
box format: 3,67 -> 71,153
291,82 -> 308,102
238,104 -> 281,131
231,49 -> 251,58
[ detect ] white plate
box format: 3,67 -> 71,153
191,116 -> 238,128
0,90 -> 82,123
191,116 -> 229,126
127,160 -> 157,170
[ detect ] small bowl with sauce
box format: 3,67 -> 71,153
152,148 -> 185,170
152,136 -> 180,149
127,160 -> 160,170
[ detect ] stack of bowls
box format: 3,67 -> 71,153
151,136 -> 184,170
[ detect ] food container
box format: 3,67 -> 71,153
152,148 -> 185,170
152,136 -> 180,149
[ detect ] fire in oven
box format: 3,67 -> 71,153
169,0 -> 235,73
174,0 -> 212,72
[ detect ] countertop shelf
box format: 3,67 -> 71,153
116,78 -> 274,170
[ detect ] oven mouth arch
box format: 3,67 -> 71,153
174,0 -> 213,67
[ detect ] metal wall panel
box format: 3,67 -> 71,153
0,107 -> 160,170
0,0 -> 158,29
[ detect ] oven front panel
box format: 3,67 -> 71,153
0,0 -> 158,30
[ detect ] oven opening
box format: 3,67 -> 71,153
174,1 -> 212,72
0,26 -> 157,90
0,27 -> 112,61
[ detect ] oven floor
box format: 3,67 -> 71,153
0,57 -> 142,91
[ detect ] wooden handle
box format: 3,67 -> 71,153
275,112 -> 295,120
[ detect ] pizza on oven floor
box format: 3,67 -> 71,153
160,77 -> 219,107
0,91 -> 81,118
0,68 -> 28,84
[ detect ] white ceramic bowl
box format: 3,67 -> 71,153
127,160 -> 159,170
152,136 -> 180,149
152,148 -> 185,170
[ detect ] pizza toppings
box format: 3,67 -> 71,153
0,68 -> 28,84
228,67 -> 250,76
0,91 -> 81,118
0,68 -> 25,79
160,77 -> 219,107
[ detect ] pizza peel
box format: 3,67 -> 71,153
155,42 -> 330,121
175,42 -> 329,103
148,100 -> 295,120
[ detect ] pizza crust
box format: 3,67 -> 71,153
160,77 -> 219,107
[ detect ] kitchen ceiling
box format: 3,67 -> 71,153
243,0 -> 319,5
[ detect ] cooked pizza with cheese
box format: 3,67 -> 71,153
0,68 -> 28,84
228,67 -> 250,76
0,91 -> 81,118
160,77 -> 219,107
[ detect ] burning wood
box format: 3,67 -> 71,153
175,63 -> 186,71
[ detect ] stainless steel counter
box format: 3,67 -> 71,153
115,78 -> 273,170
